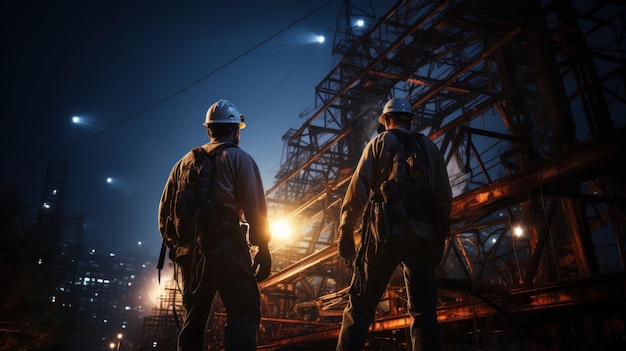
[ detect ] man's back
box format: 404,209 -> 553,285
157,99 -> 272,351
336,98 -> 452,351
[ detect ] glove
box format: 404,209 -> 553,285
338,228 -> 356,261
253,244 -> 272,282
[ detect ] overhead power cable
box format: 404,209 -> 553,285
2,0 -> 335,174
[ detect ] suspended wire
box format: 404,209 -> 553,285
1,0 -> 335,174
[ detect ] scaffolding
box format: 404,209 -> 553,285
138,278 -> 182,351
145,0 -> 626,349
256,0 -> 626,349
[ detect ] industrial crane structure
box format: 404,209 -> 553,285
150,1 -> 626,350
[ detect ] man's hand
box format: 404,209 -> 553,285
253,244 -> 272,282
338,228 -> 355,261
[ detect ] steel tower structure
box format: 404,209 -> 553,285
138,280 -> 182,351
197,1 -> 626,349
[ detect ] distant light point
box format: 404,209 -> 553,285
317,35 -> 325,43
72,116 -> 81,124
356,19 -> 364,27
106,177 -> 113,184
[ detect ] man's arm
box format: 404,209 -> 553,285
158,164 -> 179,248
235,153 -> 271,246
338,139 -> 378,260
234,152 -> 272,281
428,139 -> 453,261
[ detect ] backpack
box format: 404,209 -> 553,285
157,143 -> 238,279
358,130 -> 450,264
173,143 -> 238,254
379,129 -> 436,225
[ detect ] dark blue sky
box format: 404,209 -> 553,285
1,0 -> 395,255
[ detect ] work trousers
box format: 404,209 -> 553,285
336,232 -> 440,351
177,234 -> 260,351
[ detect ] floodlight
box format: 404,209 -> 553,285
271,220 -> 292,239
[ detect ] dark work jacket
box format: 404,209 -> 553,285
338,127 -> 452,243
159,139 -> 271,260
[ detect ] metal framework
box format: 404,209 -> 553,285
138,282 -> 182,351
201,0 -> 626,349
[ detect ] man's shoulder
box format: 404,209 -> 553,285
174,145 -> 215,168
376,128 -> 412,147
204,142 -> 239,155
179,148 -> 201,164
204,142 -> 261,167
385,129 -> 433,147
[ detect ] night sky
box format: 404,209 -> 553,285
1,0 -> 394,256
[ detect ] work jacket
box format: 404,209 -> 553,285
339,127 -> 452,242
159,139 -> 271,259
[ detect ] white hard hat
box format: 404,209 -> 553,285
204,99 -> 246,129
378,97 -> 417,124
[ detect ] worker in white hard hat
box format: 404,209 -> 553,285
336,97 -> 452,351
159,99 -> 271,351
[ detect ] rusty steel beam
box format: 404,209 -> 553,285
413,27 -> 522,108
451,127 -> 626,224
257,326 -> 340,351
259,245 -> 338,290
262,316 -> 331,327
266,128 -> 351,197
258,273 -> 626,350
438,273 -> 626,322
260,126 -> 625,324
290,1 -> 448,141
283,175 -> 351,221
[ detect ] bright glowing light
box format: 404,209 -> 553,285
356,19 -> 364,27
491,238 -> 497,243
271,220 -> 292,240
106,177 -> 113,184
513,226 -> 523,237
71,115 -> 104,132
109,342 -> 115,349
305,33 -> 327,45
